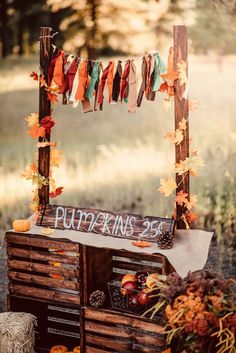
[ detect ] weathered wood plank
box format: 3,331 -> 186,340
85,321 -> 163,346
8,271 -> 79,291
6,232 -> 79,252
7,247 -> 79,265
37,204 -> 175,242
84,308 -> 164,333
112,249 -> 164,263
38,27 -> 52,207
85,347 -> 111,353
174,25 -> 189,228
112,260 -> 162,274
9,283 -> 80,305
8,259 -> 79,278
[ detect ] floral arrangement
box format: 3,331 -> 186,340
144,270 -> 236,353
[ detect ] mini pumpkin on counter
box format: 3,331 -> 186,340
12,219 -> 30,232
50,346 -> 68,353
73,347 -> 80,353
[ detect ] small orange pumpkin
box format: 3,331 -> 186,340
50,345 -> 68,353
13,219 -> 30,232
73,347 -> 80,353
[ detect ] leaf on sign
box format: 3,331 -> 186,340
30,71 -> 38,81
25,113 -> 39,128
175,190 -> 189,206
41,115 -> 55,134
47,92 -> 58,103
159,177 -> 177,197
132,240 -> 151,248
41,227 -> 55,236
164,129 -> 183,145
49,187 -> 63,198
50,149 -> 63,168
179,117 -> 187,131
28,125 -> 46,139
188,100 -> 198,111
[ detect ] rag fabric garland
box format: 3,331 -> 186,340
24,46 -> 202,227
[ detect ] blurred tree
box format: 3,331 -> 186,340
0,0 -> 10,57
190,0 -> 236,54
47,0 -> 177,57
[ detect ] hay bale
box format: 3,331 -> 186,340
0,312 -> 37,353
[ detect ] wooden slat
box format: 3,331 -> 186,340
8,259 -> 79,278
8,271 -> 79,291
112,249 -> 164,263
6,233 -> 79,252
7,247 -> 79,265
85,346 -> 111,353
9,283 -> 80,305
84,308 -> 164,333
112,260 -> 162,274
86,334 -> 129,351
85,321 -> 163,346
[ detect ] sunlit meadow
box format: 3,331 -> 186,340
0,55 -> 236,271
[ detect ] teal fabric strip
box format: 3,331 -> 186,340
86,62 -> 99,99
153,53 -> 166,92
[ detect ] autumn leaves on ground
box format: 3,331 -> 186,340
0,55 -> 236,273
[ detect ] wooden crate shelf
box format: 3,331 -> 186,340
83,307 -> 165,353
6,232 -> 172,352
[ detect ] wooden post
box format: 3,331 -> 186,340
173,25 -> 189,228
38,27 -> 52,207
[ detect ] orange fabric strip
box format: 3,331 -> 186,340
107,61 -> 114,103
52,51 -> 64,90
75,60 -> 88,101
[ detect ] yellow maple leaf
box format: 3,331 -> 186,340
184,155 -> 204,176
164,128 -> 183,145
22,163 -> 38,179
50,149 -> 63,168
50,177 -> 56,192
185,194 -> 198,210
159,177 -> 177,197
37,141 -> 56,148
179,117 -> 187,131
29,201 -> 39,213
25,113 -> 39,128
174,160 -> 188,175
177,60 -> 188,86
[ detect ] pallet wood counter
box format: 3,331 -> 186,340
6,230 -> 171,353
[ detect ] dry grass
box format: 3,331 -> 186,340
0,55 -> 236,253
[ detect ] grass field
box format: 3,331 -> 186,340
0,55 -> 236,268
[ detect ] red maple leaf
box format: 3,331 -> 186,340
185,211 -> 198,223
47,92 -> 58,104
41,115 -> 55,134
30,71 -> 38,81
49,187 -> 63,198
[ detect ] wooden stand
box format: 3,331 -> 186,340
6,231 -> 172,352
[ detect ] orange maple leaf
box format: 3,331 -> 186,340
175,190 -> 189,206
159,177 -> 177,197
132,240 -> 151,248
47,92 -> 58,103
28,125 -> 46,139
39,76 -> 47,88
50,149 -> 63,167
185,211 -> 198,223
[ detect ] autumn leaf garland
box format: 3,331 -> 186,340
22,73 -> 63,212
158,57 -> 204,227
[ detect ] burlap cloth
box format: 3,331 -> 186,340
14,219 -> 213,278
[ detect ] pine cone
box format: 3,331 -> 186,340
89,290 -> 106,308
156,231 -> 174,249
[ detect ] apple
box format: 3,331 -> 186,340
121,274 -> 137,286
128,293 -> 139,308
121,281 -> 138,296
137,288 -> 151,306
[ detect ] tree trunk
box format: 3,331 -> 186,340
0,0 -> 8,57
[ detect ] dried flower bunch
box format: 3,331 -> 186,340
144,270 -> 236,353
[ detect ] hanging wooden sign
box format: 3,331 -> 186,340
36,204 -> 175,242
